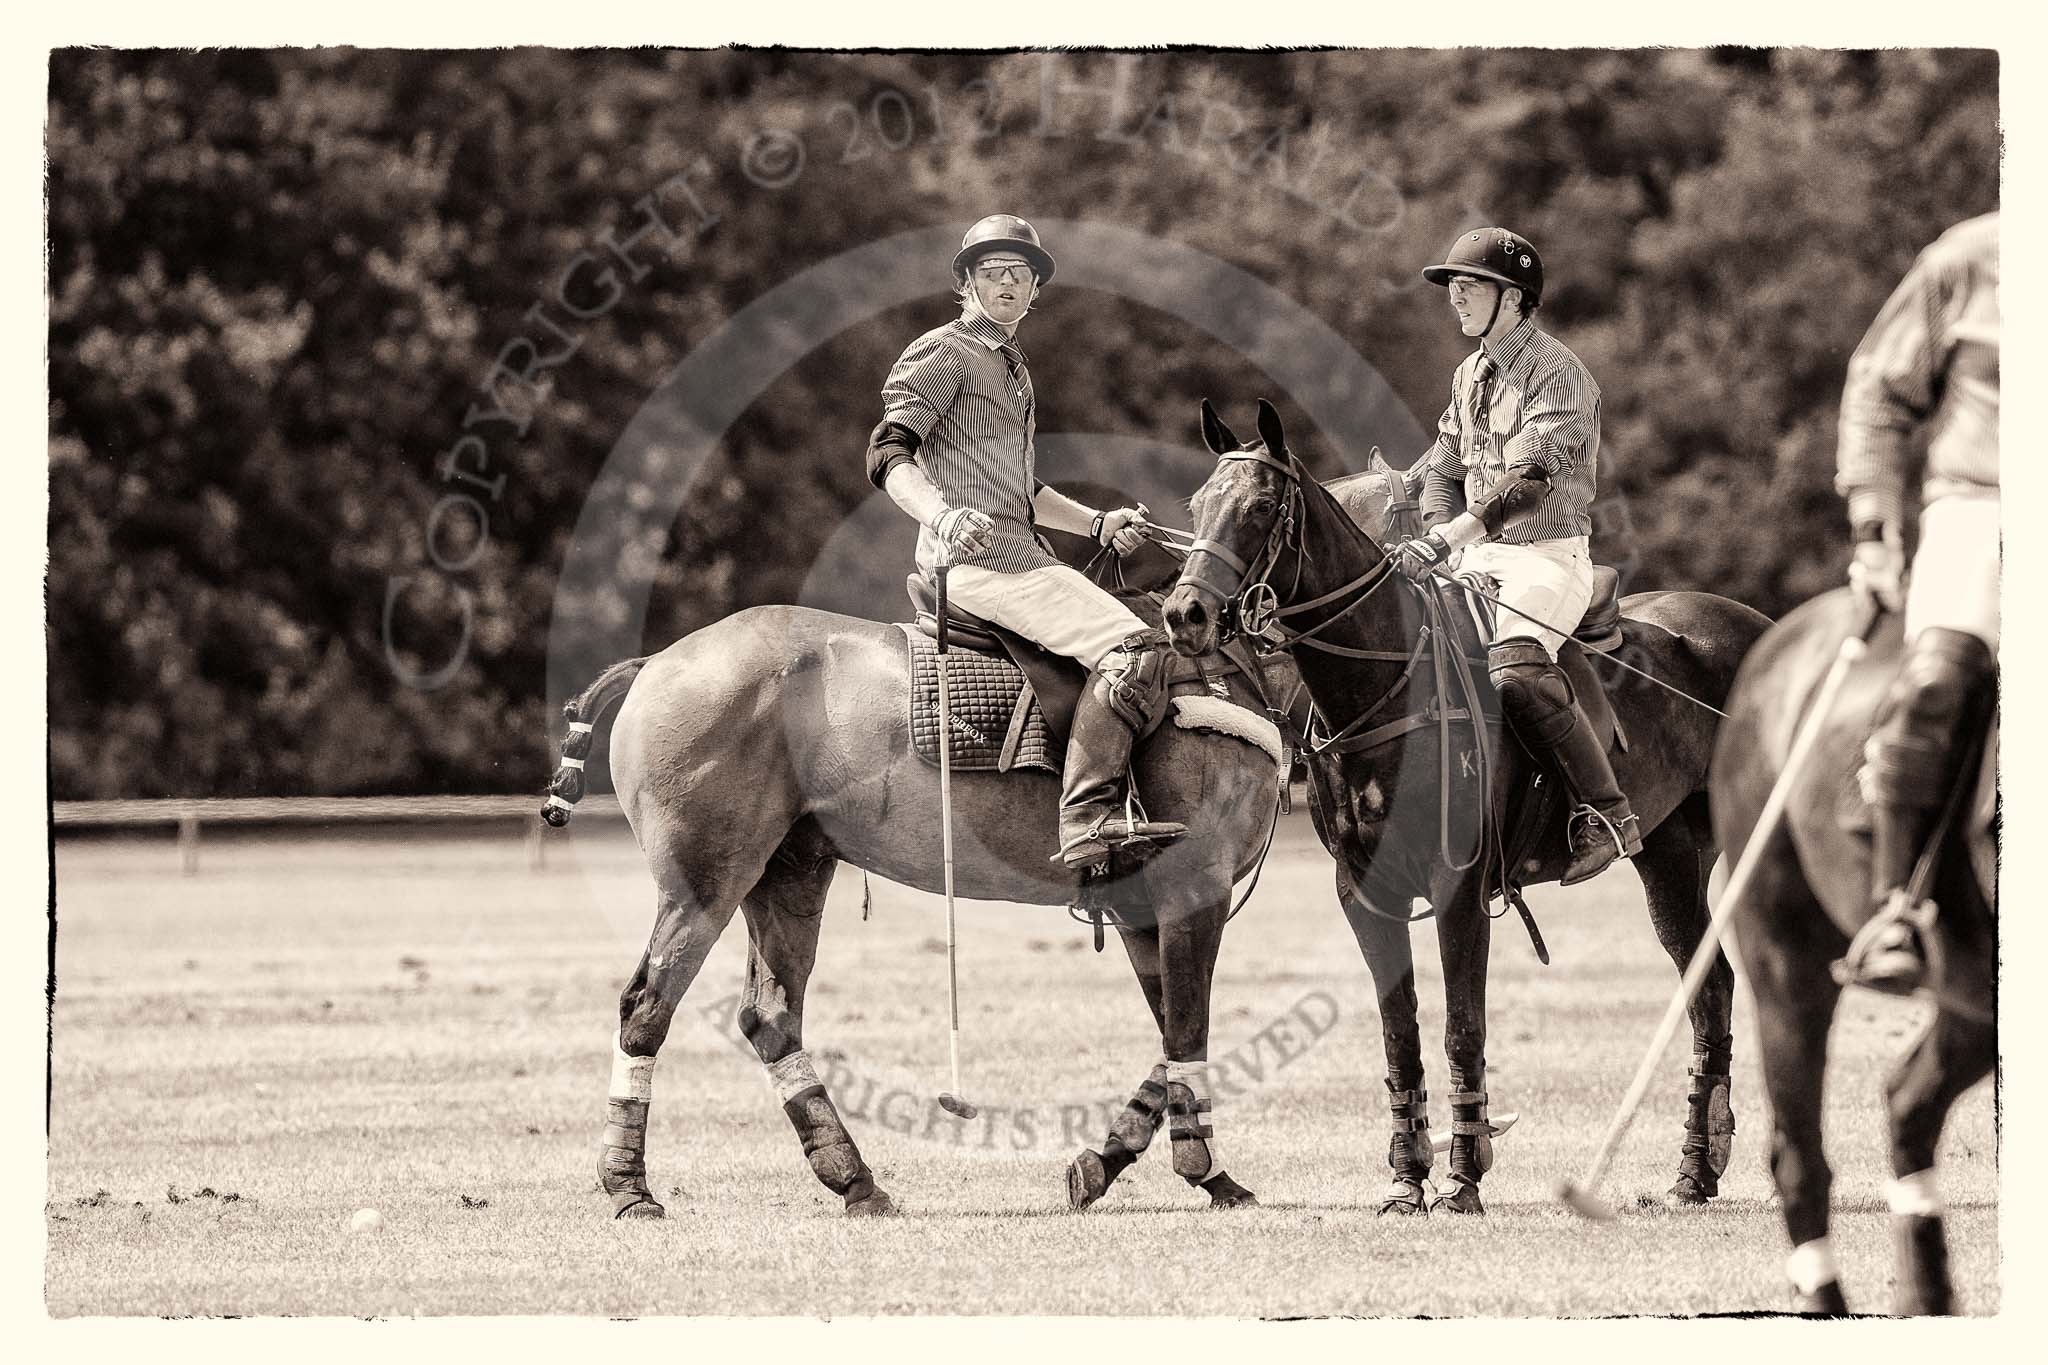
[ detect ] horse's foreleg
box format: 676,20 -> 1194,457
736,858 -> 894,1217
1158,899 -> 1256,1208
1430,879 -> 1493,1215
1637,796 -> 1737,1205
603,887 -> 742,1219
1733,850 -> 1849,1313
1337,882 -> 1432,1215
1068,923 -> 1171,1211
1882,1007 -> 1996,1314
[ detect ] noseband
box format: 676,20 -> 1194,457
1181,446 -> 1399,655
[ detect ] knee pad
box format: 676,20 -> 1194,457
1098,629 -> 1173,731
1488,639 -> 1575,746
1867,629 -> 1997,804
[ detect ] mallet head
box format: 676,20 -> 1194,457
938,1092 -> 978,1120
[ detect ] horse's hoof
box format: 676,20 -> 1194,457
1793,1281 -> 1850,1316
1201,1172 -> 1258,1209
1376,1180 -> 1430,1217
611,1194 -> 665,1220
1429,1179 -> 1486,1215
1067,1150 -> 1110,1211
1665,1173 -> 1717,1206
846,1188 -> 897,1217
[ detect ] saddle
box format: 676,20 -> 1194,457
900,573 -> 1276,775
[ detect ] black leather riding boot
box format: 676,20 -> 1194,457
1490,639 -> 1642,886
1055,630 -> 1188,869
1847,628 -> 1997,991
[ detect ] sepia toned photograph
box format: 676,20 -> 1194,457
41,39 -> 2004,1319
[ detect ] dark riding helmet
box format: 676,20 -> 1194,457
951,214 -> 1057,287
1422,227 -> 1543,307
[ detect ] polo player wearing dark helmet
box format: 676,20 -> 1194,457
1392,227 -> 1642,885
865,214 -> 1182,876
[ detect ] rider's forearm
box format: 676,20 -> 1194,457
884,462 -> 953,532
1030,484 -> 1098,537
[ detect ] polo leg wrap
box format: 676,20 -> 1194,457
1444,1087 -> 1495,1185
600,1034 -> 661,1216
1887,1169 -> 1954,1315
1166,1061 -> 1223,1185
1675,1044 -> 1736,1197
1101,1062 -> 1170,1185
1786,1238 -> 1848,1315
770,1052 -> 877,1208
1380,1081 -> 1433,1214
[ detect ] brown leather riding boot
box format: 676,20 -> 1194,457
1490,640 -> 1642,886
1055,631 -> 1188,870
1841,628 -> 1997,995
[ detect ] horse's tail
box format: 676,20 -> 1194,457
539,656 -> 649,827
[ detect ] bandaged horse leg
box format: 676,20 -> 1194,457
603,886 -> 740,1219
1336,882 -> 1434,1215
737,861 -> 892,1216
1431,880 -> 1494,1215
1634,797 -> 1738,1204
1068,1061 -> 1170,1211
1056,629 -> 1188,869
1882,1006 -> 1996,1314
1154,904 -> 1255,1208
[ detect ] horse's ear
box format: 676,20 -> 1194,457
1367,445 -> 1392,475
1255,399 -> 1288,456
1201,399 -> 1239,456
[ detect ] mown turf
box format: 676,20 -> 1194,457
47,819 -> 1997,1316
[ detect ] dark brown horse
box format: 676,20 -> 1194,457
543,545 -> 1286,1218
1712,589 -> 1996,1313
1162,400 -> 1773,1215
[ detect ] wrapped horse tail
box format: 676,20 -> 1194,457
540,656 -> 649,827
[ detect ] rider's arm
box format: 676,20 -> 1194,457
1500,362 -> 1596,483
1836,243 -> 1949,538
871,332 -> 966,490
882,460 -> 954,533
1418,388 -> 1468,529
1030,483 -> 1099,538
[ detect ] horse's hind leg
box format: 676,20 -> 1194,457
1882,1007 -> 1996,1314
1336,881 -> 1432,1216
1067,919 -> 1172,1212
736,854 -> 894,1217
1636,794 -> 1737,1205
1732,848 -> 1849,1312
602,872 -> 747,1219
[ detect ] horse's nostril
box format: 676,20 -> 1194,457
1186,601 -> 1207,625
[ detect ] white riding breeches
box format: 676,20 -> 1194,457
1456,537 -> 1595,659
943,563 -> 1151,672
1906,493 -> 2000,648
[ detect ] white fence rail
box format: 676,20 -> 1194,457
51,794 -> 625,874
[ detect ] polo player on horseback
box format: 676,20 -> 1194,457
1835,212 -> 2000,995
1391,227 -> 1642,885
865,213 -> 1183,876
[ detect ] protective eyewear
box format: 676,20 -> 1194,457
973,263 -> 1037,285
1445,276 -> 1497,296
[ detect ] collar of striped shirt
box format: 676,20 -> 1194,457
956,310 -> 1026,359
1479,315 -> 1537,373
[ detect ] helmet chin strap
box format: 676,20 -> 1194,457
1479,285 -> 1507,339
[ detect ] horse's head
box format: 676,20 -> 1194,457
1162,398 -> 1304,658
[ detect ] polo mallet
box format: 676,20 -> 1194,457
1557,605 -> 1878,1220
932,545 -> 977,1121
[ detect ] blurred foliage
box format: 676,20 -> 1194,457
46,48 -> 1997,797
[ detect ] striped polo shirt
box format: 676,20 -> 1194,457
878,311 -> 1060,576
1419,315 -> 1600,543
1836,212 -> 1999,530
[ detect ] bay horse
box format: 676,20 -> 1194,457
1712,589 -> 1996,1313
1162,400 -> 1773,1215
543,544 -> 1283,1218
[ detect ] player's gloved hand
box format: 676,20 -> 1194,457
1393,532 -> 1451,583
1096,504 -> 1153,557
1848,525 -> 1905,615
934,506 -> 995,557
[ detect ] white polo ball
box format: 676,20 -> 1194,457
350,1207 -> 384,1234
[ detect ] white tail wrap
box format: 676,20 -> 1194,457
1886,1168 -> 1942,1216
558,756 -> 585,770
569,720 -> 594,734
766,1051 -> 823,1105
1786,1238 -> 1839,1295
610,1033 -> 657,1101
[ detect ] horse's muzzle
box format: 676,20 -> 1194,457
1161,583 -> 1220,658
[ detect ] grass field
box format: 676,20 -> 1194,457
46,814 -> 1998,1317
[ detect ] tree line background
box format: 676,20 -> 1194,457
46,47 -> 1998,799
